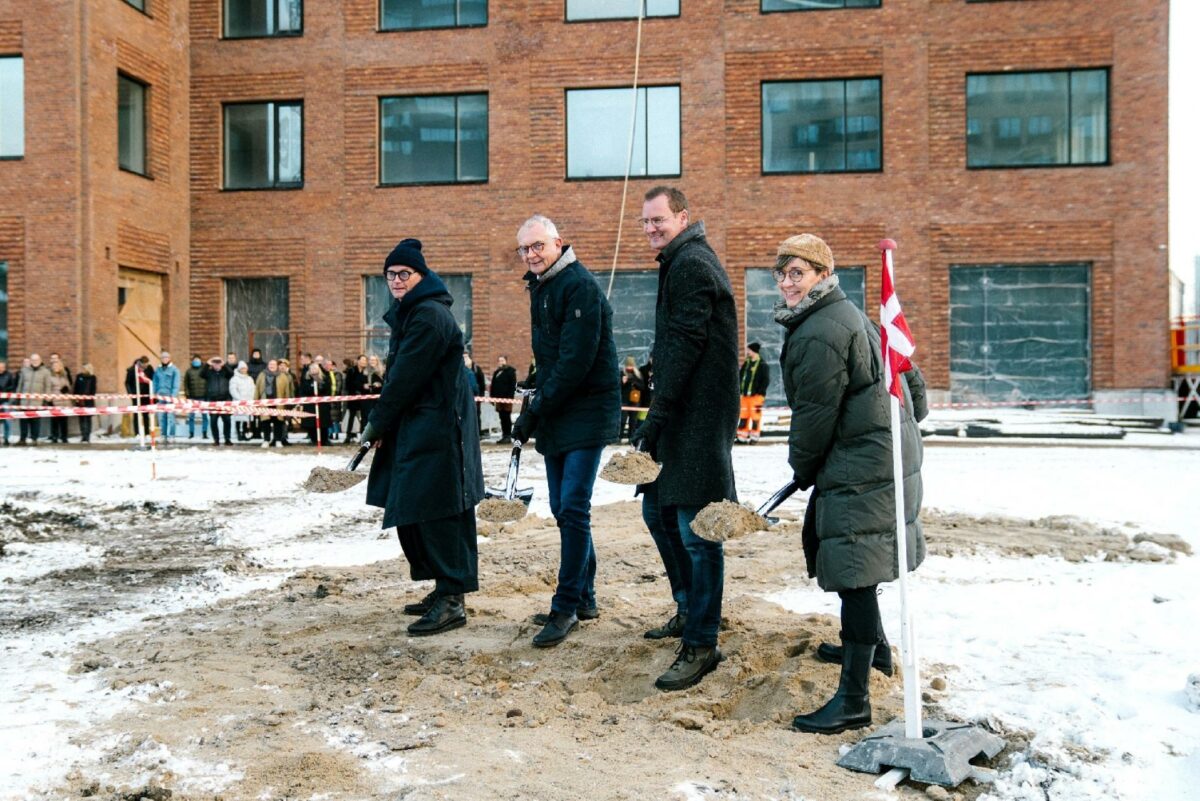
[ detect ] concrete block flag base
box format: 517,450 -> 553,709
838,240 -> 1005,789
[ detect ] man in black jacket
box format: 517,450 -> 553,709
490,355 -> 518,444
359,239 -> 485,637
632,186 -> 740,692
201,356 -> 233,445
512,214 -> 620,648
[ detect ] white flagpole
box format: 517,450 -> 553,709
883,246 -> 922,739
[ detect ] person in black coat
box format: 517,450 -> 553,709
124,356 -> 155,438
511,214 -> 620,648
72,364 -> 98,443
631,186 -> 740,692
299,363 -> 331,444
490,355 -> 518,443
201,356 -> 234,445
360,239 -> 485,637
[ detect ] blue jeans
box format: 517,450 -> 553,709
673,505 -> 724,648
543,446 -> 604,615
157,404 -> 176,438
641,482 -> 690,618
187,412 -> 209,438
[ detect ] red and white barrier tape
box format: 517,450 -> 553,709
0,392 -> 144,401
0,403 -> 314,420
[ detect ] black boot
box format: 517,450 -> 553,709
532,610 -> 578,648
654,642 -> 722,691
403,588 -> 439,616
532,605 -> 598,626
815,629 -> 894,676
407,594 -> 466,636
792,641 -> 875,734
644,612 -> 686,640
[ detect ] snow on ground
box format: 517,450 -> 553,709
1,434 -> 1198,799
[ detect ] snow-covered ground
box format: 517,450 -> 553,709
1,435 -> 1198,799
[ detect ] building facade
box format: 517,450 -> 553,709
0,0 -> 1171,407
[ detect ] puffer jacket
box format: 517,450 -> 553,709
777,276 -> 927,592
18,363 -> 53,406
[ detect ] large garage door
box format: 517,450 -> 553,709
950,263 -> 1090,402
744,266 -> 865,409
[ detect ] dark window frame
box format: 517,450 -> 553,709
760,76 -> 885,176
221,99 -> 305,191
377,92 -> 490,187
378,0 -> 488,33
564,0 -> 680,23
964,67 -> 1111,170
221,0 -> 304,40
564,84 -> 683,182
0,54 -> 23,161
761,0 -> 881,14
118,72 -> 151,179
123,0 -> 150,16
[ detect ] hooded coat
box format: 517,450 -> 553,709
777,276 -> 927,592
648,222 -> 741,508
524,247 -> 620,456
367,272 -> 484,529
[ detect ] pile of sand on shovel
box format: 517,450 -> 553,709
477,497 -> 528,523
303,467 -> 368,493
599,450 -> 661,485
690,500 -> 768,542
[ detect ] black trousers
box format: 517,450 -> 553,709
803,488 -> 882,645
497,406 -> 512,438
209,413 -> 231,444
50,418 -> 68,442
78,415 -> 92,442
396,508 -> 479,595
20,419 -> 40,441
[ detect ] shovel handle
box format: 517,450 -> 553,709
347,441 -> 372,472
503,440 -> 523,500
756,479 -> 802,518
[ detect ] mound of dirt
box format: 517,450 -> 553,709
599,450 -> 660,485
691,500 -> 768,542
302,466 -> 367,493
477,497 -> 528,523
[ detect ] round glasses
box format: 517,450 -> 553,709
385,269 -> 415,283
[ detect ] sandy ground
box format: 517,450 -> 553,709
38,493 -> 1180,801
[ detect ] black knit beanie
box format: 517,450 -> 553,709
384,238 -> 429,275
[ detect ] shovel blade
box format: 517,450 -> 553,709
513,487 -> 534,506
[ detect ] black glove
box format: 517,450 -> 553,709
631,407 -> 668,456
360,421 -> 380,445
512,409 -> 538,444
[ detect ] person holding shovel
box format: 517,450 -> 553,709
358,238 -> 485,637
511,214 -> 620,648
771,233 -> 927,734
631,186 -> 740,692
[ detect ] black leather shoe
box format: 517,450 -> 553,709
644,613 -> 686,640
532,611 -> 577,648
532,605 -> 598,626
655,642 -> 722,691
407,594 -> 466,636
792,642 -> 875,734
403,588 -> 439,616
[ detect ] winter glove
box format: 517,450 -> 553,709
631,407 -> 668,457
512,408 -> 538,445
360,421 -> 381,445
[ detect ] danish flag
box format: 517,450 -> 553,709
879,239 -> 915,403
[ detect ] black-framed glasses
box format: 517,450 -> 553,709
516,241 -> 547,258
385,268 -> 415,283
772,266 -> 817,284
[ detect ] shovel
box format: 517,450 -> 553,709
479,441 -> 534,522
755,478 -> 803,525
689,478 -> 803,542
302,440 -> 373,493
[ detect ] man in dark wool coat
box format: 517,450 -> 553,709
360,238 -> 485,637
632,186 -> 741,692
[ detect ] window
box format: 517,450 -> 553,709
364,274 -> 473,355
589,270 -> 657,362
379,94 -> 488,185
224,0 -> 302,38
950,264 -> 1091,401
763,79 -> 882,173
763,0 -> 879,10
380,0 -> 486,31
567,0 -> 678,21
224,101 -> 303,189
0,57 -> 23,158
966,69 -> 1108,168
124,0 -> 146,11
225,278 -> 289,359
566,86 -> 680,179
0,261 -> 7,360
118,74 -> 148,175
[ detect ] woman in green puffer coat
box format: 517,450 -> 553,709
773,234 -> 927,736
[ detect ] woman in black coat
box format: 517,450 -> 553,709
299,364 -> 331,444
73,365 -> 98,443
360,239 -> 484,637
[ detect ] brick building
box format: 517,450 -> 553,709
0,0 -> 1170,409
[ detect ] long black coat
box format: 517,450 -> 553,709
649,222 -> 741,508
490,365 -> 517,398
367,279 -> 484,529
524,248 -> 620,456
779,282 -> 927,592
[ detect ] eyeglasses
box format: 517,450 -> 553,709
637,215 -> 673,228
384,269 -> 415,283
772,267 -> 819,284
515,241 -> 547,258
